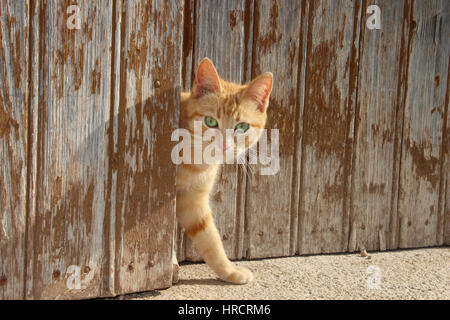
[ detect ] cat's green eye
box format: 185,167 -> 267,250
235,122 -> 249,133
204,116 -> 218,128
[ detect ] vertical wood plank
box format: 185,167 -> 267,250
114,0 -> 182,294
245,0 -> 303,258
0,0 -> 30,300
298,0 -> 361,255
237,0 -> 255,260
350,0 -> 409,252
180,0 -> 250,262
290,0 -> 310,256
398,0 -> 449,248
175,0 -> 194,263
101,0 -> 122,297
24,0 -> 39,300
25,0 -> 114,299
444,59 -> 450,245
181,0 -> 195,93
387,0 -> 413,251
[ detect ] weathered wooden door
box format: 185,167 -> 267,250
177,0 -> 449,262
0,0 -> 183,299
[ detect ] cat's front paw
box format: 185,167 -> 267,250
222,266 -> 253,285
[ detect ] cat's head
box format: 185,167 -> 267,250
181,58 -> 273,162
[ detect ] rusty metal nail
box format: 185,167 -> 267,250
53,270 -> 60,279
258,231 -> 264,237
223,234 -> 229,240
128,262 -> 134,271
154,80 -> 161,88
277,229 -> 283,234
84,266 -> 91,273
148,260 -> 155,268
0,276 -> 7,286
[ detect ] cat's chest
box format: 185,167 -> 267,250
177,164 -> 218,193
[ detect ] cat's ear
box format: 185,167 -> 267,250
243,72 -> 273,112
192,58 -> 221,98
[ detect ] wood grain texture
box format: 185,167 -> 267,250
0,0 -> 30,300
175,0 -> 194,263
23,0 -> 182,299
398,0 -> 449,248
350,0 -> 408,252
298,0 -> 361,255
25,0 -> 114,299
113,0 -> 182,295
245,0 -> 303,258
179,0 -> 250,262
288,0 -> 310,257
24,0 -> 38,300
101,0 -> 122,297
0,0 -> 448,300
444,58 -> 449,245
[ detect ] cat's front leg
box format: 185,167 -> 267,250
177,199 -> 253,284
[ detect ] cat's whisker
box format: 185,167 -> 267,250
247,164 -> 255,178
245,152 -> 255,174
239,162 -> 249,179
238,157 -> 254,179
235,150 -> 253,179
248,152 -> 258,164
247,147 -> 259,165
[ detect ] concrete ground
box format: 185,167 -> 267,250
126,247 -> 450,300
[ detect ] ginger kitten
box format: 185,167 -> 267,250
176,58 -> 273,284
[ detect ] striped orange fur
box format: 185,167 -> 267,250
186,214 -> 212,237
176,58 -> 273,284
